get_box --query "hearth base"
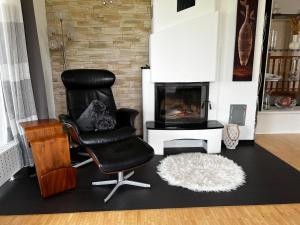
[145,121,224,155]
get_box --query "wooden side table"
[21,119,77,198]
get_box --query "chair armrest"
[59,114,81,144]
[116,108,139,128]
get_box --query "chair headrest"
[61,69,116,89]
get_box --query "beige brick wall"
[46,0,151,135]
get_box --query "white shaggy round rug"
[157,153,246,192]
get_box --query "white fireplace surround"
[143,1,222,155]
[142,0,266,151]
[142,69,223,155]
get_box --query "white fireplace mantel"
[150,12,219,83]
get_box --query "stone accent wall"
[45,0,151,134]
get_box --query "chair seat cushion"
[88,137,154,173]
[79,126,135,146]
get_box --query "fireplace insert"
[155,83,209,125]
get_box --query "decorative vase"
[223,124,240,150]
[289,35,300,50]
[270,30,278,50]
[238,4,253,66]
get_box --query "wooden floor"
[0,134,300,225]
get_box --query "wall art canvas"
[233,0,259,81]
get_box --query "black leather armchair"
[59,69,138,164]
[59,69,154,202]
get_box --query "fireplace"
[155,82,209,125]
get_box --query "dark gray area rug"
[0,144,299,215]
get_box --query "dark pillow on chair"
[76,100,116,132]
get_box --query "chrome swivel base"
[92,171,151,203]
[72,158,93,168]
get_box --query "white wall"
[152,0,217,32]
[33,0,56,118]
[215,0,266,140]
[256,111,300,134]
[274,0,300,14]
[148,0,266,140]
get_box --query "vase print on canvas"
[232,0,258,81]
[238,0,255,66]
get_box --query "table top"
[146,120,224,130]
[20,119,64,143]
[20,119,61,130]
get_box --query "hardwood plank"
[0,134,299,225]
[255,134,300,171]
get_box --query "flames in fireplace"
[160,96,201,120]
[155,83,209,124]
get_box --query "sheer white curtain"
[0,0,37,174]
[0,82,7,147]
[0,0,8,148]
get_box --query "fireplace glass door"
[155,83,209,125]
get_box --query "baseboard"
[222,140,255,147]
[238,140,255,145]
